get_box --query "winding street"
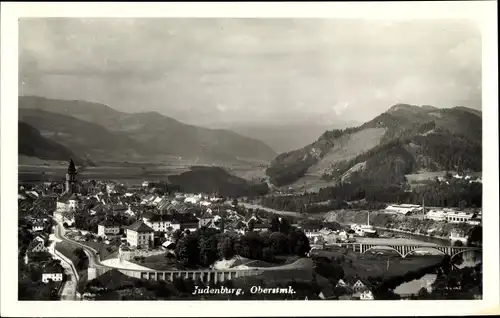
[53,212,105,269]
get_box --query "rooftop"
[127,221,154,233]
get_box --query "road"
[240,202,323,220]
[53,212,106,269]
[50,242,78,300]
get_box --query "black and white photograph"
[1,2,498,317]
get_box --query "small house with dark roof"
[32,220,45,232]
[126,221,154,249]
[42,264,64,283]
[97,220,121,238]
[198,210,214,228]
[56,192,72,209]
[318,285,335,300]
[27,237,49,253]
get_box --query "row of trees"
[174,219,311,268]
[261,174,481,213]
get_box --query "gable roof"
[58,192,72,203]
[27,239,45,252]
[200,211,213,219]
[99,219,120,227]
[127,221,154,233]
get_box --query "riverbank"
[374,227,450,243]
[324,210,475,241]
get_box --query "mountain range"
[266,104,482,189]
[220,121,360,154]
[18,121,85,165]
[18,96,277,164]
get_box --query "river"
[394,273,437,296]
[241,202,484,296]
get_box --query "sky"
[19,18,482,127]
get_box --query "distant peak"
[388,103,417,111]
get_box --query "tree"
[268,232,290,255]
[175,234,200,267]
[172,229,183,242]
[288,230,311,257]
[199,232,219,267]
[418,287,430,299]
[279,217,291,234]
[467,226,482,246]
[219,236,235,260]
[270,215,280,232]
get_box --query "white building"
[446,211,475,223]
[32,221,45,232]
[106,183,116,194]
[425,209,447,222]
[68,193,79,210]
[42,265,64,283]
[126,221,154,249]
[359,290,374,300]
[385,204,423,215]
[143,213,181,232]
[97,222,120,238]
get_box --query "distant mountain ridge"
[18,96,277,164]
[18,121,85,165]
[266,103,482,188]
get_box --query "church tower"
[65,159,77,193]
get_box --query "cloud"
[18,18,482,125]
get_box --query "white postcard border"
[1,2,498,317]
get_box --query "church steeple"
[67,159,77,174]
[65,158,77,193]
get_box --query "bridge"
[88,267,263,284]
[311,243,482,259]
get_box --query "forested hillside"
[266,104,482,189]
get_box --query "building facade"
[126,221,154,249]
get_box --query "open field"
[83,241,119,261]
[127,253,178,271]
[19,157,266,184]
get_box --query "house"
[198,210,214,228]
[90,203,106,215]
[251,222,270,232]
[352,279,367,292]
[97,221,120,238]
[162,240,176,256]
[68,193,79,210]
[27,237,49,253]
[299,224,323,239]
[425,209,447,222]
[126,221,154,249]
[56,192,72,209]
[335,279,349,288]
[385,204,423,215]
[359,290,374,300]
[177,214,200,232]
[446,211,474,223]
[32,220,45,232]
[318,285,335,300]
[143,213,181,232]
[42,265,64,283]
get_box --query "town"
[18,159,483,301]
